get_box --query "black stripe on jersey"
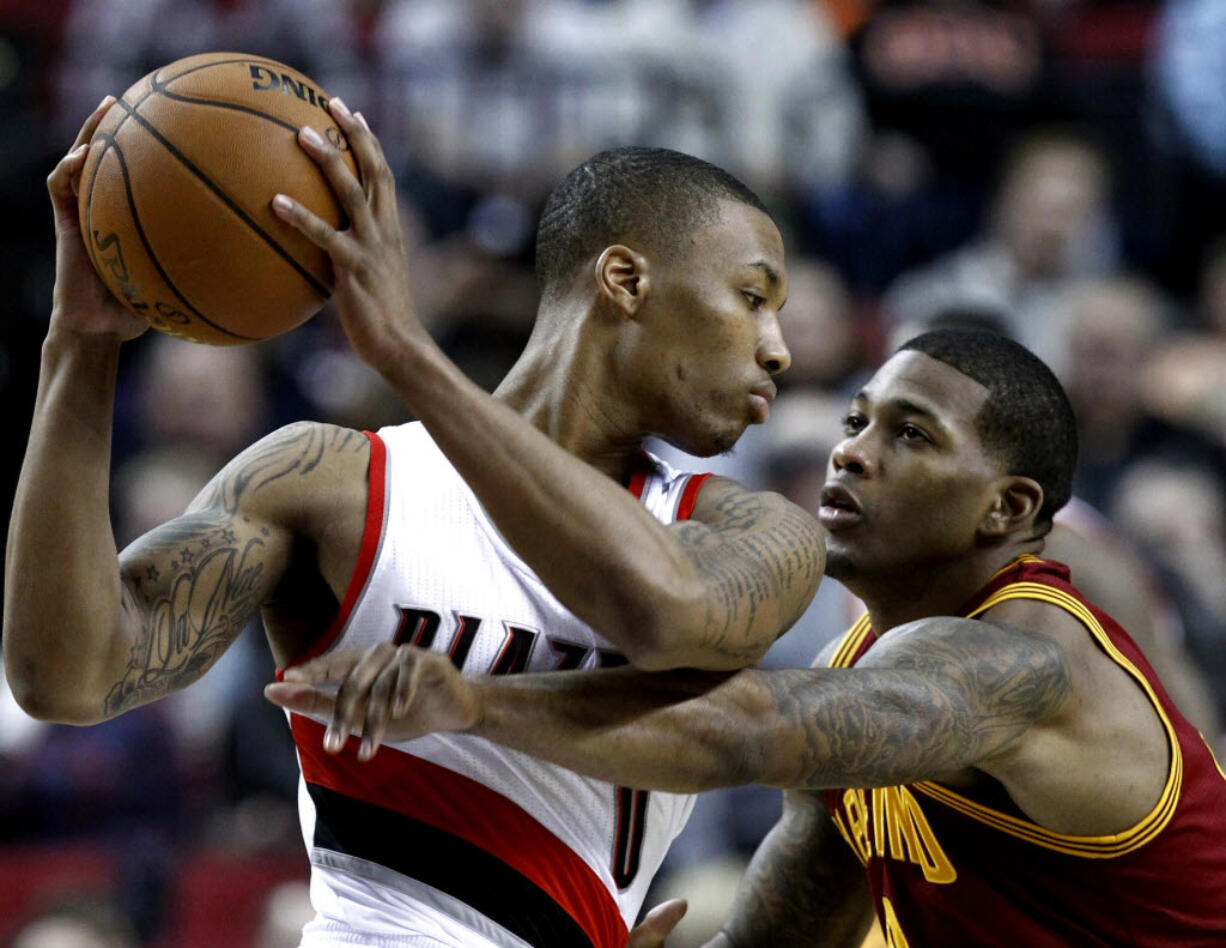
[307,782,595,948]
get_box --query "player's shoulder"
[194,420,372,525]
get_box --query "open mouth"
[818,483,863,529]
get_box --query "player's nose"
[757,311,791,376]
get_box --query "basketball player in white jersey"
[7,97,822,946]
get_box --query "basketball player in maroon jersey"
[7,97,822,946]
[274,330,1226,945]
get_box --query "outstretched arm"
[270,101,822,671]
[266,613,1071,780]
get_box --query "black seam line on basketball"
[83,130,224,333]
[82,132,116,288]
[151,56,304,97]
[112,97,331,299]
[122,55,305,136]
[107,134,254,340]
[153,88,301,135]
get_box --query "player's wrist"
[42,320,127,360]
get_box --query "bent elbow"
[4,656,111,726]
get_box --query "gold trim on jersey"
[827,563,1182,860]
[827,613,873,669]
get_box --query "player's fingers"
[326,642,398,752]
[296,123,372,233]
[358,654,405,761]
[626,899,687,948]
[325,98,382,203]
[282,649,364,686]
[272,191,360,271]
[348,110,397,223]
[71,94,115,151]
[263,681,338,718]
[47,144,89,208]
[393,647,420,717]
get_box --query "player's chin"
[666,416,746,458]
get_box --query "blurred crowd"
[1,0,1225,944]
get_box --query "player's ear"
[979,476,1044,539]
[595,245,650,317]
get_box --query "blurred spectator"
[371,0,644,242]
[776,256,864,395]
[115,333,270,467]
[11,893,139,948]
[1048,496,1222,746]
[1111,459,1226,734]
[1151,0,1226,179]
[803,0,1059,292]
[1147,0,1226,292]
[881,127,1117,365]
[1057,273,1226,512]
[54,0,362,139]
[635,0,866,200]
[254,880,315,948]
[1141,237,1226,448]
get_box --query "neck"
[857,540,1044,634]
[494,305,643,481]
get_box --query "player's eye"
[842,413,866,434]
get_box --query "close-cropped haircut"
[534,147,767,298]
[899,329,1078,529]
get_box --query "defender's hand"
[48,95,149,341]
[627,900,688,948]
[264,644,481,760]
[271,98,428,380]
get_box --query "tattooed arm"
[269,611,1073,784]
[6,357,362,723]
[709,790,872,948]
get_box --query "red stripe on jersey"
[292,716,627,948]
[676,473,712,521]
[279,431,387,675]
[627,468,648,500]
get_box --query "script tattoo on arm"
[759,617,1073,789]
[672,480,823,663]
[107,422,363,716]
[722,790,872,947]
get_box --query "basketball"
[77,52,358,345]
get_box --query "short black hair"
[899,329,1078,528]
[534,146,767,297]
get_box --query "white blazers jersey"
[282,422,711,948]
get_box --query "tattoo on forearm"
[677,489,821,659]
[725,795,869,946]
[760,622,1072,788]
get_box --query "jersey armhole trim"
[912,582,1183,858]
[675,473,713,521]
[278,429,389,675]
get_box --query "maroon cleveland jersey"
[824,556,1226,946]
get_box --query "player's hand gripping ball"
[77,52,358,345]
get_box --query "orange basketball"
[77,52,358,345]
